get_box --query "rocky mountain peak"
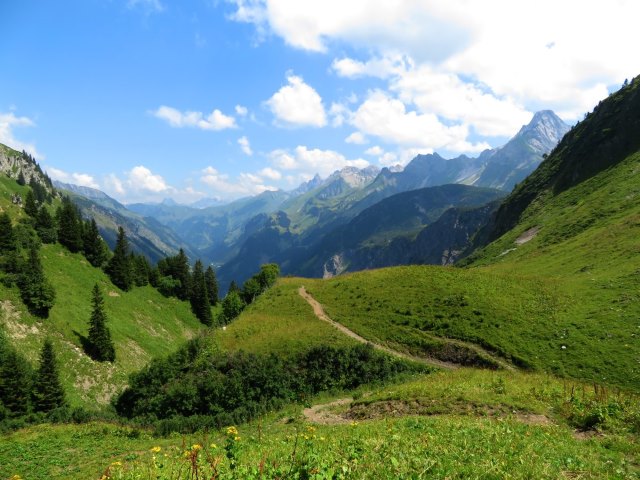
[516,110,570,153]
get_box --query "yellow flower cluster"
[226,425,238,436]
[150,446,162,453]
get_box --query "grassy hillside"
[1,243,203,407]
[0,176,204,408]
[2,369,637,479]
[214,280,357,356]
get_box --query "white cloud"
[104,174,126,196]
[328,102,350,127]
[364,146,384,156]
[345,132,368,145]
[201,165,276,196]
[153,105,237,131]
[332,55,412,79]
[128,165,169,192]
[352,90,490,153]
[0,112,43,159]
[46,167,99,189]
[230,0,640,122]
[235,105,248,116]
[270,145,369,178]
[265,75,327,127]
[238,136,253,156]
[259,167,282,180]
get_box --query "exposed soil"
[515,226,540,245]
[303,398,353,425]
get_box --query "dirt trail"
[298,286,457,370]
[303,398,352,425]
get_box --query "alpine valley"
[1,75,639,479]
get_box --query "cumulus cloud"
[230,0,640,122]
[46,167,99,189]
[344,132,368,145]
[235,105,248,116]
[0,112,43,159]
[201,165,277,196]
[128,165,169,192]
[259,167,282,180]
[238,136,253,156]
[352,90,490,153]
[270,145,369,178]
[364,146,384,156]
[265,75,327,127]
[153,105,237,131]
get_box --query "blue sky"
[1,0,638,204]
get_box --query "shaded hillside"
[56,182,198,263]
[480,77,640,244]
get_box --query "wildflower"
[111,461,122,467]
[306,425,317,433]
[210,443,218,449]
[191,444,202,451]
[234,436,241,441]
[150,446,162,453]
[226,425,239,436]
[10,476,22,480]
[350,421,359,427]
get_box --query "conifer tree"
[33,339,65,412]
[56,197,83,252]
[130,253,150,287]
[0,213,17,253]
[18,245,56,318]
[17,171,26,186]
[190,260,212,326]
[83,218,108,267]
[86,284,116,362]
[106,226,133,291]
[35,206,57,244]
[0,349,32,417]
[173,249,191,301]
[24,190,39,218]
[205,265,219,306]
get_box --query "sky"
[1,0,638,204]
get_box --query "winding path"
[298,286,457,370]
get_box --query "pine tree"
[106,226,132,291]
[32,339,65,412]
[86,284,116,362]
[18,246,56,318]
[83,218,108,267]
[16,171,26,186]
[205,265,219,306]
[130,253,150,286]
[190,260,212,326]
[0,213,17,253]
[56,197,83,253]
[0,333,33,417]
[35,206,57,244]
[24,190,39,218]
[173,249,191,301]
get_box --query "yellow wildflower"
[234,436,241,441]
[111,461,122,467]
[150,446,162,453]
[306,425,316,433]
[226,425,238,436]
[191,444,202,451]
[350,421,359,427]
[210,443,218,449]
[10,476,22,480]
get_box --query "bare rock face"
[323,254,347,278]
[0,144,55,195]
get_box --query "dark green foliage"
[16,171,26,186]
[130,253,150,287]
[28,177,50,204]
[156,275,181,297]
[32,339,65,413]
[24,190,39,218]
[35,207,57,244]
[241,263,280,304]
[0,332,33,418]
[86,284,116,362]
[204,265,218,306]
[82,218,108,268]
[220,290,245,324]
[159,249,191,300]
[190,260,212,326]
[105,226,133,291]
[228,280,240,294]
[114,341,417,426]
[56,197,84,253]
[17,246,56,318]
[0,213,17,253]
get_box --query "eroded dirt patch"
[515,226,540,245]
[303,398,353,425]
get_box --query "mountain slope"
[55,182,199,263]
